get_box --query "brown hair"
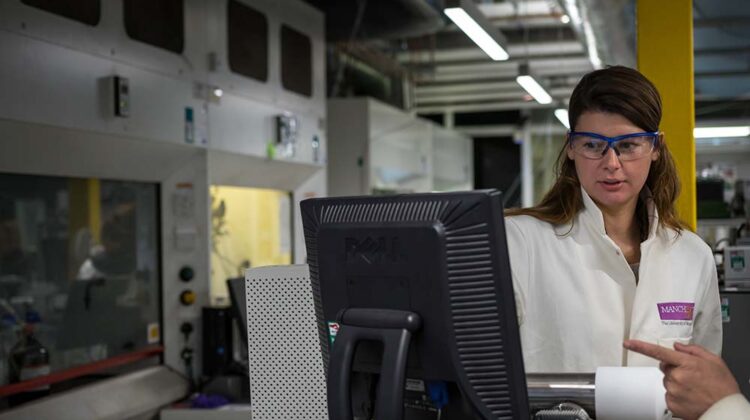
[506,66,686,236]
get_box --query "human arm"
[698,394,750,420]
[623,339,742,420]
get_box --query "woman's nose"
[602,147,622,170]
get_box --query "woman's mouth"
[599,180,625,191]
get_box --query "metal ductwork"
[558,0,636,68]
[305,0,446,41]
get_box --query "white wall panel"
[0,0,326,159]
[0,30,197,145]
[0,0,327,381]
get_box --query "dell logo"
[345,237,404,264]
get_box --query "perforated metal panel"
[246,265,328,420]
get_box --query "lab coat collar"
[576,186,660,242]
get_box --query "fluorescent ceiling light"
[444,6,509,61]
[549,384,596,390]
[555,109,570,129]
[516,75,552,104]
[694,126,750,138]
[562,0,582,26]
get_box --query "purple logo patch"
[657,302,695,321]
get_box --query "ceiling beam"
[695,69,750,78]
[416,91,526,105]
[492,16,571,29]
[694,46,750,56]
[414,68,589,84]
[397,41,585,63]
[423,56,591,74]
[415,75,582,93]
[454,124,568,137]
[414,87,575,106]
[403,52,586,71]
[410,56,592,83]
[437,23,577,44]
[694,17,750,27]
[477,1,559,18]
[416,80,521,95]
[415,100,558,114]
[415,75,580,89]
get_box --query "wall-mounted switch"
[114,76,129,117]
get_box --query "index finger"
[673,342,718,361]
[623,339,688,366]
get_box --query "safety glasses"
[568,131,660,161]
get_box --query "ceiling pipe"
[557,0,636,68]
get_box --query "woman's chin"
[589,188,637,212]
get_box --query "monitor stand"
[327,308,422,420]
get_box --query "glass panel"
[531,133,566,204]
[123,0,184,54]
[432,126,472,191]
[227,0,268,82]
[21,0,100,26]
[209,186,292,304]
[369,104,432,194]
[0,173,160,390]
[280,25,312,97]
[473,137,521,207]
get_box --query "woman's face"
[567,111,659,213]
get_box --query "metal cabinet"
[327,97,472,196]
[720,290,750,400]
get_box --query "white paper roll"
[595,367,671,420]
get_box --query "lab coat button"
[615,250,620,255]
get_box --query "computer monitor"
[301,190,528,420]
[227,276,249,357]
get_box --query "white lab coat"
[505,187,722,373]
[700,394,750,420]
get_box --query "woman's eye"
[582,142,598,149]
[580,139,604,149]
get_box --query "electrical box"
[113,76,129,117]
[725,246,750,287]
[275,114,299,159]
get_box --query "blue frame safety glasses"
[568,131,660,161]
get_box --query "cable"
[180,321,196,392]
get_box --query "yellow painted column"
[637,0,696,230]
[67,178,101,279]
[87,179,101,243]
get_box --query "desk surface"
[161,404,252,420]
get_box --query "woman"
[505,66,722,373]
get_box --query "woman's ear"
[565,134,575,160]
[652,132,663,161]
